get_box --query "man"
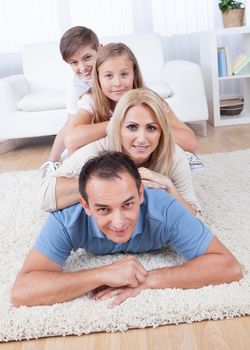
[12,152,242,308]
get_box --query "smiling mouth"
[133,146,149,152]
[109,225,129,236]
[112,90,125,94]
[81,69,91,77]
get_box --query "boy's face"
[79,172,144,244]
[68,44,100,80]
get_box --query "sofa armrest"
[162,60,206,98]
[162,60,208,123]
[0,75,29,114]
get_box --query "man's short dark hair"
[79,152,142,201]
[60,26,99,62]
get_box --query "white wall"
[0,0,246,86]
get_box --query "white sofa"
[0,33,208,140]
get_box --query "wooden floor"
[1,123,250,349]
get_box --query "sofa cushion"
[18,91,66,112]
[146,82,172,98]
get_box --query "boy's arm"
[94,237,242,307]
[12,249,147,307]
[168,107,198,153]
[64,108,109,153]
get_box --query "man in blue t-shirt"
[12,152,242,307]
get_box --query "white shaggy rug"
[0,150,250,341]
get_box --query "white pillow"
[146,82,173,98]
[18,91,66,112]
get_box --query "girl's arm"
[168,107,198,153]
[64,108,109,154]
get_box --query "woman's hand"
[138,167,197,215]
[138,167,174,192]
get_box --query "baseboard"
[0,136,55,156]
[0,138,33,155]
[0,139,20,155]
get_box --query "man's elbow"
[226,256,243,283]
[232,259,243,281]
[11,282,29,307]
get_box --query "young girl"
[63,42,197,156]
[63,42,144,154]
[39,88,201,215]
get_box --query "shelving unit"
[199,26,250,127]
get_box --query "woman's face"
[98,54,134,103]
[120,104,162,166]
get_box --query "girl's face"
[120,104,162,167]
[98,54,134,103]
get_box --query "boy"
[41,26,102,177]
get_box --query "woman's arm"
[38,138,108,212]
[168,107,198,153]
[138,145,201,215]
[55,177,79,209]
[138,167,197,215]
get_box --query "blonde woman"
[39,88,200,215]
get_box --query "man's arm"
[93,236,242,307]
[146,236,242,289]
[168,108,198,153]
[11,249,147,307]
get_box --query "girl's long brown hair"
[91,43,145,123]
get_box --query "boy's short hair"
[79,151,142,201]
[60,26,99,62]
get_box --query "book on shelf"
[231,53,248,73]
[217,47,228,77]
[233,55,250,75]
[224,46,232,76]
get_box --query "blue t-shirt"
[34,188,213,265]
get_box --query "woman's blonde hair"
[92,43,145,123]
[107,87,175,175]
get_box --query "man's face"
[80,172,144,244]
[68,44,100,79]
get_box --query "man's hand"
[92,283,147,308]
[100,255,147,289]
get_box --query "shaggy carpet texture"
[0,149,250,341]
